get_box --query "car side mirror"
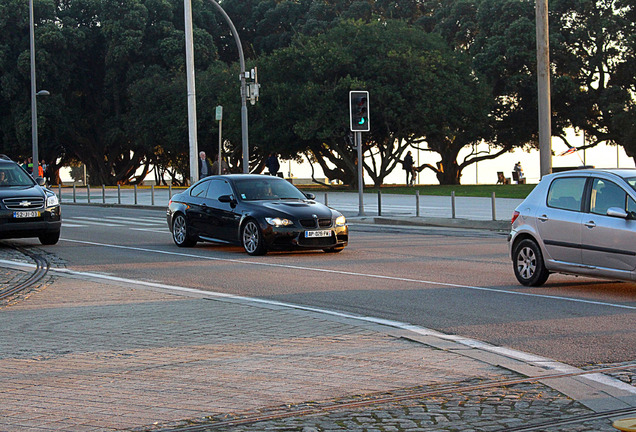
[35,177,46,186]
[218,194,237,205]
[606,207,628,219]
[304,192,315,200]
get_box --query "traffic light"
[349,91,370,132]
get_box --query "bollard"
[491,192,496,221]
[169,185,172,201]
[102,185,106,204]
[451,191,456,219]
[377,190,382,216]
[58,184,62,203]
[87,184,91,204]
[324,192,328,207]
[416,190,420,217]
[151,185,155,206]
[134,184,138,205]
[73,184,76,203]
[117,185,121,204]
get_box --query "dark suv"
[0,155,61,245]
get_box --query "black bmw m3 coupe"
[167,174,348,255]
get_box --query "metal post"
[324,193,328,207]
[209,0,249,173]
[169,185,172,200]
[491,192,497,221]
[134,185,138,205]
[29,0,38,173]
[184,0,198,184]
[58,184,61,202]
[536,0,552,177]
[451,191,456,219]
[102,185,105,203]
[87,184,91,204]
[416,190,420,217]
[377,189,382,216]
[73,184,76,203]
[117,185,121,204]
[356,131,364,216]
[151,185,155,206]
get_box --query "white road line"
[62,219,123,227]
[1,255,634,397]
[61,238,636,311]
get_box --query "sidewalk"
[1,247,635,431]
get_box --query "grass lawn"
[300,183,536,199]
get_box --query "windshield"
[234,177,307,201]
[0,164,36,187]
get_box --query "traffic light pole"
[356,132,364,216]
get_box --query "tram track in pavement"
[154,363,636,432]
[0,244,50,301]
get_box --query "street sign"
[215,105,223,121]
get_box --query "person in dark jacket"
[198,151,212,179]
[403,151,414,186]
[265,153,280,176]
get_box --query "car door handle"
[538,214,548,222]
[584,221,596,228]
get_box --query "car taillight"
[511,210,520,225]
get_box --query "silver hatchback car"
[509,169,636,286]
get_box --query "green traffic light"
[358,118,366,125]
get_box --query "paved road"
[1,203,635,431]
[52,205,636,366]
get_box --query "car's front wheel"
[39,230,60,245]
[242,220,267,256]
[513,239,549,286]
[172,213,197,247]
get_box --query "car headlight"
[335,215,346,227]
[46,194,59,207]
[265,217,293,227]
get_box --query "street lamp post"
[29,0,49,177]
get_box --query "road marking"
[1,255,634,399]
[60,238,636,311]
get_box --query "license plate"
[305,230,331,238]
[13,211,40,218]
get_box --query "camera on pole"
[349,91,370,132]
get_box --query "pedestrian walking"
[211,155,229,175]
[265,153,280,176]
[402,151,414,186]
[198,151,212,179]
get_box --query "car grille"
[3,197,45,210]
[298,235,336,247]
[299,218,332,228]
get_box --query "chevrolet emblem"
[19,201,32,207]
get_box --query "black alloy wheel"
[513,239,550,286]
[172,213,197,247]
[241,219,267,256]
[38,231,60,245]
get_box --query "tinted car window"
[546,177,586,211]
[590,179,626,215]
[234,178,306,201]
[0,164,36,187]
[205,179,233,200]
[190,181,209,198]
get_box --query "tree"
[252,20,493,186]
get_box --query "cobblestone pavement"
[0,244,634,432]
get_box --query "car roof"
[547,168,636,181]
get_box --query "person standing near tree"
[265,153,280,176]
[198,151,212,179]
[402,151,414,186]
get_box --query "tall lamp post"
[29,0,49,176]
